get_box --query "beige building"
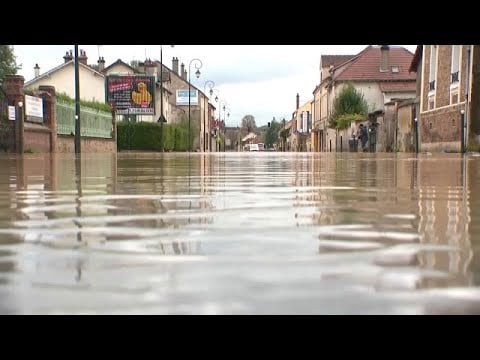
[24,50,105,103]
[291,93,313,152]
[25,50,217,151]
[312,46,416,152]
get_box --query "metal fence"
[56,101,113,138]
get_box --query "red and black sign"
[105,75,156,115]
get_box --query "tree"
[0,46,20,85]
[328,83,368,129]
[241,114,256,133]
[265,117,280,148]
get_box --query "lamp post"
[158,45,174,152]
[17,100,24,154]
[224,107,231,152]
[74,45,81,154]
[212,89,220,151]
[188,58,202,152]
[461,109,466,153]
[218,99,227,152]
[203,80,215,152]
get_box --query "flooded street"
[1,152,480,314]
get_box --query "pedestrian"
[358,124,369,152]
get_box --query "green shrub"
[117,121,191,151]
[335,113,365,130]
[56,92,112,113]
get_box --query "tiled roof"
[379,81,416,92]
[102,59,136,73]
[409,45,422,73]
[332,46,416,81]
[321,55,356,68]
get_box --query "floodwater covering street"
[1,151,480,314]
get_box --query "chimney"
[98,56,105,72]
[145,58,157,78]
[34,63,40,78]
[63,51,73,63]
[380,45,389,72]
[172,57,179,74]
[184,70,187,81]
[296,93,300,109]
[180,63,185,79]
[79,49,88,65]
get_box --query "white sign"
[25,95,44,123]
[8,106,15,121]
[176,90,198,106]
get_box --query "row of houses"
[285,45,480,153]
[24,50,221,152]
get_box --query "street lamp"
[203,80,215,152]
[224,107,231,152]
[211,89,220,151]
[188,58,202,152]
[218,100,227,152]
[158,45,174,152]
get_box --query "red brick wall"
[436,46,451,108]
[24,127,51,153]
[420,103,464,148]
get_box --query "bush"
[117,121,190,151]
[335,113,365,130]
[329,83,368,129]
[56,92,112,113]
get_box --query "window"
[391,66,400,73]
[451,45,460,84]
[429,45,437,91]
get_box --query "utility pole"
[74,45,81,154]
[158,45,166,152]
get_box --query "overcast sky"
[13,45,416,127]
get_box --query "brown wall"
[24,126,51,153]
[397,102,415,152]
[436,46,451,108]
[56,136,116,153]
[420,103,464,151]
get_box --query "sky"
[13,45,417,127]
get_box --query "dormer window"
[391,65,399,73]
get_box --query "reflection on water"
[0,152,480,314]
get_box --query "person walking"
[358,124,369,152]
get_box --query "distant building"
[313,45,416,152]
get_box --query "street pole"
[17,101,24,154]
[188,58,202,152]
[159,45,164,151]
[203,81,215,152]
[74,45,81,154]
[461,110,465,153]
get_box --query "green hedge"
[117,121,190,151]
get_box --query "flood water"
[1,151,480,314]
